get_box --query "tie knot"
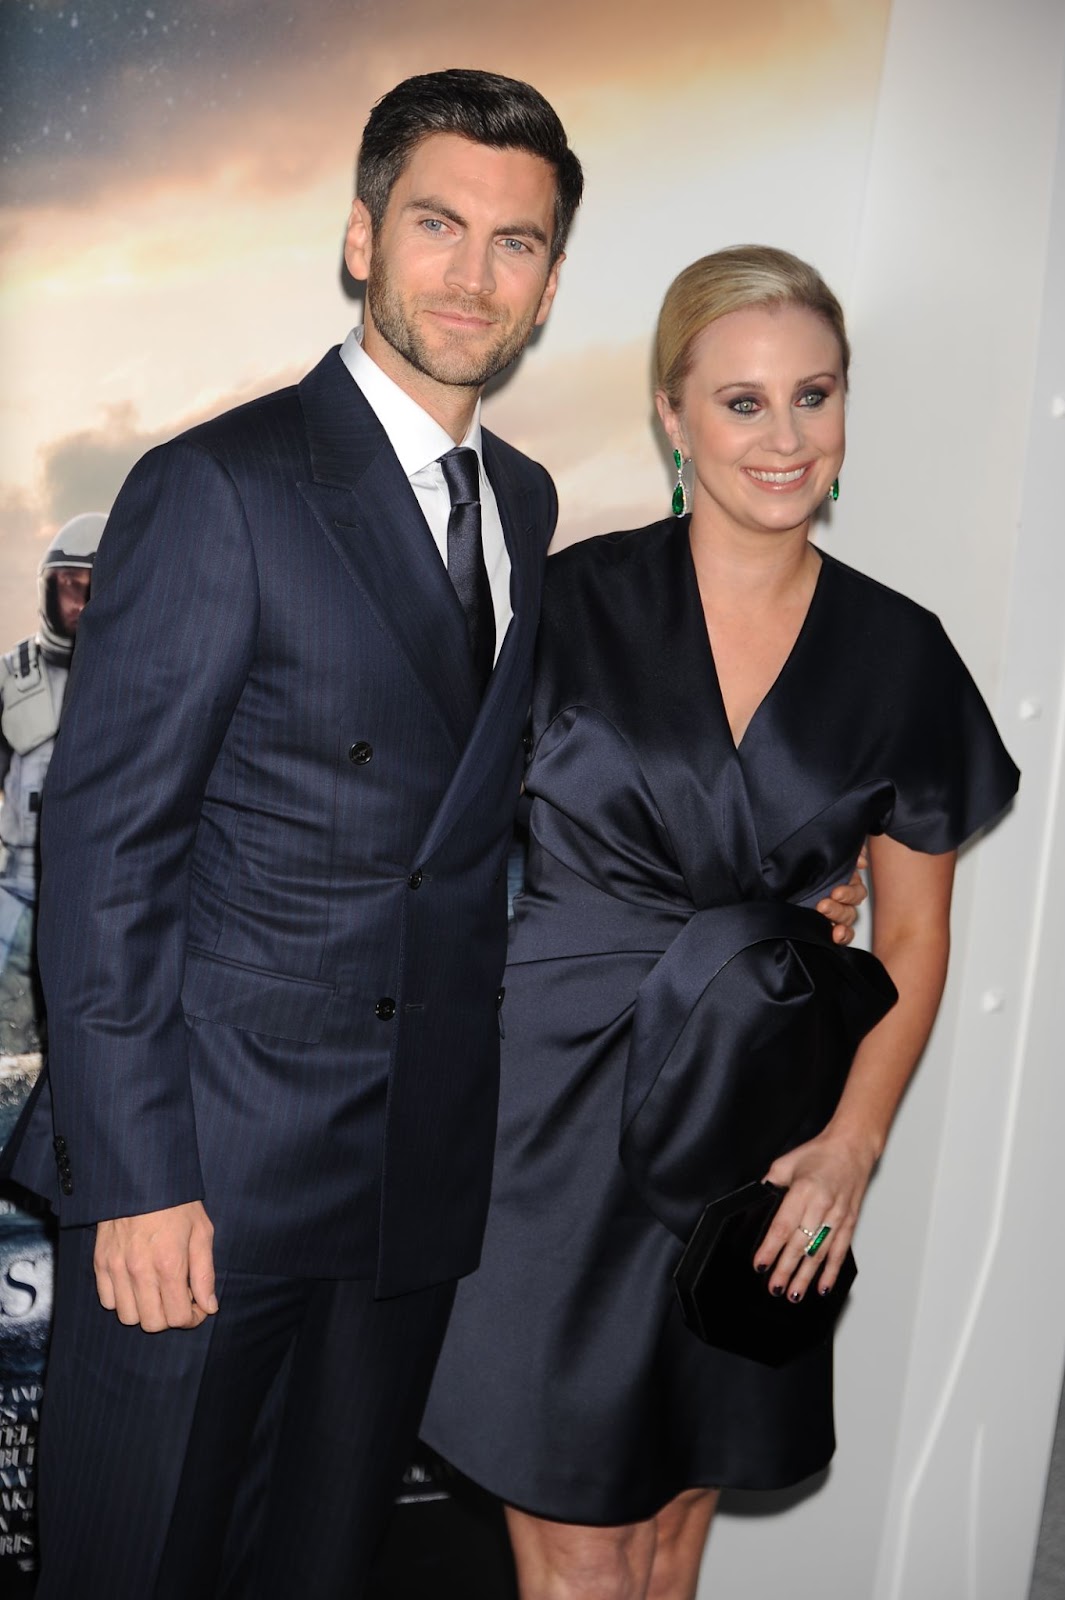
[440,446,480,508]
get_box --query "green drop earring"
[671,449,688,517]
[828,478,840,503]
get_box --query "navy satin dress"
[420,517,1019,1525]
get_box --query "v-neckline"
[683,528,830,757]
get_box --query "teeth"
[747,467,807,484]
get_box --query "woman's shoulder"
[542,519,683,623]
[546,516,679,578]
[818,549,953,653]
[816,555,1018,848]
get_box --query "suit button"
[374,997,396,1021]
[522,731,534,756]
[407,869,423,890]
[496,987,506,1009]
[60,1178,74,1195]
[348,741,374,765]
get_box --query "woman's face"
[657,302,846,540]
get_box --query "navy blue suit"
[5,348,555,1595]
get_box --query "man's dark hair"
[357,69,583,264]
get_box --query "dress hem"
[419,1434,835,1527]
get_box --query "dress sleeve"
[883,618,1019,853]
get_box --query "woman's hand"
[753,1132,878,1301]
[815,846,869,945]
[754,836,956,1302]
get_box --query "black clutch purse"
[673,1180,857,1368]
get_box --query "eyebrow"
[403,196,549,249]
[713,371,839,395]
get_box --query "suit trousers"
[35,1223,456,1599]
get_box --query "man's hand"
[816,847,869,945]
[94,1200,218,1332]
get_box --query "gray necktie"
[439,447,495,692]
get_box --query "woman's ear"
[654,390,686,458]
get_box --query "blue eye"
[729,396,760,415]
[500,238,529,253]
[797,388,828,408]
[421,218,446,233]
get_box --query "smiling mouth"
[745,466,810,486]
[425,307,499,330]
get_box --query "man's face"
[54,567,91,636]
[345,133,562,394]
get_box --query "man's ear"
[344,199,373,283]
[534,252,564,328]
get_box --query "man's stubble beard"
[366,255,542,389]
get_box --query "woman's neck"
[687,511,818,615]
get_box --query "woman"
[420,247,1018,1599]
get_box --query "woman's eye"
[729,397,760,415]
[797,388,828,408]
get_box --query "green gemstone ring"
[801,1224,831,1258]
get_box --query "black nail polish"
[770,1284,784,1297]
[754,1263,768,1274]
[789,1290,802,1303]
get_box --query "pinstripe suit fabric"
[39,1226,456,1598]
[4,347,555,1595]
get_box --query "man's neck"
[360,323,479,444]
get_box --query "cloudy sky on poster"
[0,0,891,642]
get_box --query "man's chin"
[426,358,507,388]
[410,339,520,391]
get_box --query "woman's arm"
[754,834,956,1298]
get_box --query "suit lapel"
[296,349,480,753]
[483,429,533,689]
[414,431,542,862]
[296,351,544,858]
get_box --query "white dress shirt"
[339,328,512,661]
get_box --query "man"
[0,513,102,988]
[4,69,583,1599]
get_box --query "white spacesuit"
[0,513,106,980]
[0,514,105,1589]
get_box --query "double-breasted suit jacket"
[6,347,556,1297]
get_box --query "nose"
[444,235,496,298]
[763,405,803,456]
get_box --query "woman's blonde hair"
[654,245,850,407]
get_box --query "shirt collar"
[339,327,483,478]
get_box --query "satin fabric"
[421,517,1019,1523]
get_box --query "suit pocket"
[181,949,335,1043]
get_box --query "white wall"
[869,53,1065,1600]
[700,2,1065,1596]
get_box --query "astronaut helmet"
[37,511,107,658]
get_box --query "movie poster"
[0,919,50,1588]
[0,2,892,1589]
